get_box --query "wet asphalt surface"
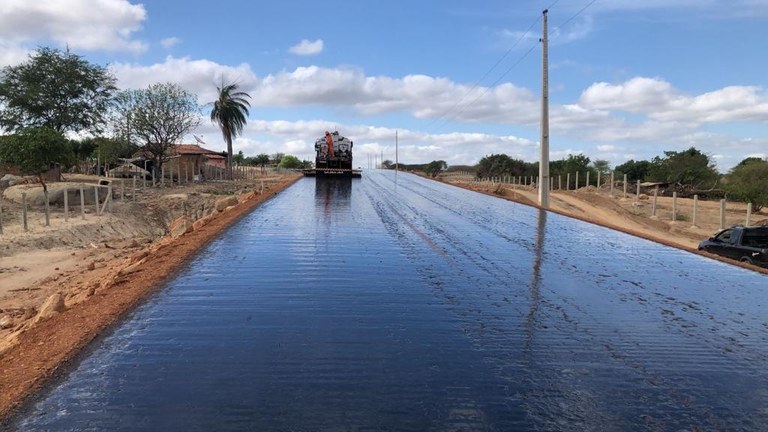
[9,171,768,431]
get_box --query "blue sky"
[1,0,767,171]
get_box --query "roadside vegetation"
[404,149,768,212]
[0,46,307,184]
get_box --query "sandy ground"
[0,172,301,420]
[0,171,765,421]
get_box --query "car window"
[743,231,768,248]
[715,229,733,243]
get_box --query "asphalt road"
[11,171,768,431]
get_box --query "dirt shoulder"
[0,173,301,421]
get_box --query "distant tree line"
[400,148,767,211]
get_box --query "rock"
[118,260,143,276]
[214,196,239,212]
[238,192,255,203]
[0,174,22,188]
[638,194,649,200]
[169,215,194,238]
[0,315,13,329]
[21,308,36,320]
[130,249,150,263]
[35,292,66,322]
[192,216,210,231]
[86,261,96,271]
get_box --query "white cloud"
[110,56,258,103]
[160,37,181,49]
[0,0,147,53]
[109,57,767,171]
[579,77,768,124]
[551,15,594,43]
[0,40,30,67]
[580,0,768,18]
[249,65,540,125]
[289,39,324,56]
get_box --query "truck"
[303,131,361,177]
[698,225,768,268]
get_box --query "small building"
[165,144,227,180]
[133,144,227,180]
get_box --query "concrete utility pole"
[395,130,399,172]
[538,9,550,208]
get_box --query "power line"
[437,43,537,129]
[430,0,595,132]
[428,17,540,128]
[552,0,598,35]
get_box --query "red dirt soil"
[0,175,301,422]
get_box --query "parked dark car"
[698,226,768,268]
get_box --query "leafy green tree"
[209,80,251,179]
[551,154,593,187]
[233,150,245,165]
[299,159,314,169]
[726,158,768,211]
[424,160,448,177]
[69,138,97,173]
[735,157,765,168]
[647,147,719,188]
[92,137,138,165]
[0,47,116,134]
[476,154,535,179]
[278,154,301,169]
[615,159,651,182]
[113,82,200,180]
[271,153,285,165]
[0,127,74,191]
[592,159,611,174]
[255,153,270,173]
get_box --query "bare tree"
[113,82,200,181]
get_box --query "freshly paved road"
[11,171,768,431]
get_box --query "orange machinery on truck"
[303,131,361,177]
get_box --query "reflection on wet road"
[11,171,768,431]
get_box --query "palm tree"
[210,79,251,179]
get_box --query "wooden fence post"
[94,186,100,216]
[610,171,615,196]
[22,192,28,232]
[80,186,86,219]
[623,174,628,198]
[720,199,726,229]
[44,189,50,226]
[672,191,677,221]
[64,187,69,222]
[692,195,699,228]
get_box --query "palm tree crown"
[210,80,251,178]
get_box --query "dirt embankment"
[0,173,301,421]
